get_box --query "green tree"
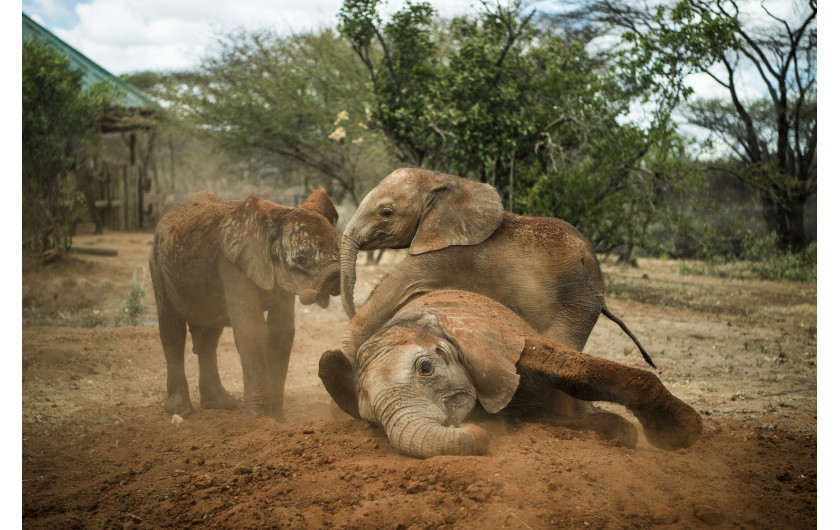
[339,0,442,167]
[518,35,705,256]
[575,0,817,251]
[22,39,113,255]
[339,0,705,257]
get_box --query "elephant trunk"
[299,260,340,308]
[378,401,489,458]
[340,232,361,318]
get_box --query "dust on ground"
[23,227,817,528]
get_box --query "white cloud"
[37,0,480,75]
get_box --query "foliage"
[122,268,147,326]
[338,0,706,256]
[679,230,816,284]
[339,0,442,168]
[119,2,814,275]
[22,39,115,254]
[742,232,816,284]
[145,28,393,205]
[575,0,817,251]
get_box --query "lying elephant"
[149,189,341,420]
[320,290,702,459]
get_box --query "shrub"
[744,232,816,284]
[122,268,147,325]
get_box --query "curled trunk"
[298,260,340,308]
[379,404,489,458]
[340,234,361,318]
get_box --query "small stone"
[693,504,724,525]
[171,414,185,428]
[466,483,490,502]
[193,474,214,489]
[233,462,252,475]
[405,480,425,494]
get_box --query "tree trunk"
[765,192,809,252]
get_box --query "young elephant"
[320,290,703,459]
[150,189,340,420]
[340,168,654,370]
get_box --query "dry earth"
[22,226,817,528]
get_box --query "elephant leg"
[156,295,191,415]
[222,263,270,420]
[191,325,237,410]
[265,293,295,420]
[518,336,703,450]
[550,412,638,449]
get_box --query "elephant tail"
[601,306,656,369]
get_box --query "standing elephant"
[320,290,703,459]
[149,189,341,420]
[339,168,654,374]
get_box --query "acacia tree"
[150,28,393,205]
[22,40,113,254]
[575,0,817,251]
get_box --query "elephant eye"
[379,207,393,218]
[292,254,308,268]
[417,359,434,376]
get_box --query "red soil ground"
[22,229,817,528]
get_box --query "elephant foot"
[243,406,277,423]
[238,399,284,423]
[552,412,639,449]
[631,403,703,450]
[164,392,194,416]
[269,404,286,423]
[200,388,238,411]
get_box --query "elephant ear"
[318,349,361,419]
[409,174,504,255]
[299,187,339,228]
[221,195,275,291]
[427,305,525,414]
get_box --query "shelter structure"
[23,12,159,231]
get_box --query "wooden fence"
[94,161,142,231]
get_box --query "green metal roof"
[23,12,156,109]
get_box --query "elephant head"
[319,290,703,459]
[221,188,340,306]
[340,168,504,318]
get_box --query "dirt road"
[22,229,816,528]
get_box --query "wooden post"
[121,165,126,230]
[130,132,143,229]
